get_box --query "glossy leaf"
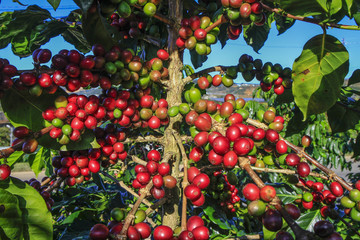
[274,14,295,35]
[1,88,67,131]
[0,189,23,240]
[62,27,91,53]
[1,6,52,55]
[354,12,360,26]
[0,177,53,240]
[296,209,322,232]
[190,49,208,69]
[242,14,273,53]
[292,34,349,119]
[47,0,61,10]
[277,0,324,17]
[203,203,232,230]
[5,151,24,167]
[26,147,49,177]
[82,5,120,51]
[327,103,360,133]
[263,226,278,240]
[317,0,342,15]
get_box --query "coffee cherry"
[187,215,204,231]
[262,209,283,232]
[89,224,109,240]
[330,182,343,197]
[297,162,310,178]
[153,225,173,240]
[184,184,202,201]
[243,183,260,201]
[0,164,11,180]
[314,220,334,237]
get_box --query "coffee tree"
[0,0,360,239]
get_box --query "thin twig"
[117,181,153,239]
[205,14,228,33]
[0,126,54,159]
[182,65,230,84]
[41,174,57,186]
[245,118,353,191]
[45,177,64,193]
[131,155,147,166]
[251,166,328,180]
[132,5,176,28]
[261,2,360,30]
[100,171,155,209]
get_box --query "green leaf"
[82,5,120,51]
[277,0,325,17]
[242,13,273,53]
[218,24,228,49]
[11,32,31,57]
[47,0,61,10]
[344,0,356,17]
[203,203,232,230]
[190,50,208,69]
[0,189,23,240]
[296,209,322,232]
[292,34,349,119]
[5,151,24,167]
[27,147,49,177]
[317,0,342,15]
[183,65,195,77]
[327,103,360,133]
[1,88,67,131]
[29,21,68,50]
[0,177,53,240]
[263,225,278,240]
[348,69,360,86]
[61,211,83,225]
[62,27,91,53]
[274,14,295,35]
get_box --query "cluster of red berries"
[176,16,219,56]
[24,177,54,211]
[110,13,146,39]
[178,216,210,240]
[133,149,177,199]
[0,58,17,98]
[52,150,101,186]
[11,126,39,154]
[93,124,128,166]
[184,167,210,207]
[42,95,107,145]
[98,87,169,129]
[297,180,341,210]
[187,109,283,169]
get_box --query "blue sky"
[0,0,359,84]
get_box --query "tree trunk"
[162,0,184,230]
